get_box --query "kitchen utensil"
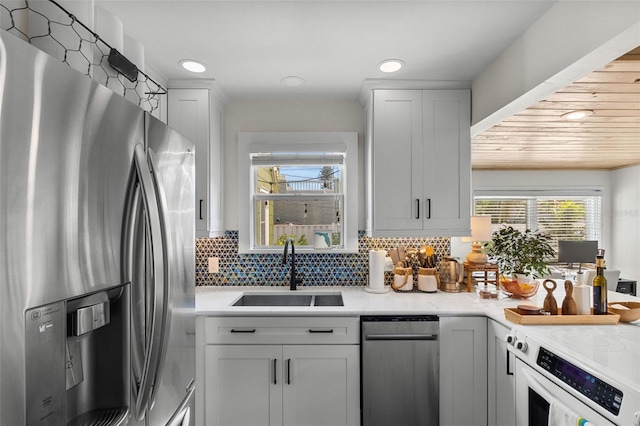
[542,279,558,315]
[397,246,406,263]
[561,280,577,315]
[419,245,437,268]
[389,248,400,266]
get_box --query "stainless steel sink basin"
[232,292,343,307]
[233,294,312,306]
[313,294,344,306]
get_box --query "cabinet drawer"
[204,317,360,345]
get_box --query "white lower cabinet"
[197,317,360,426]
[487,320,516,426]
[205,345,282,426]
[439,316,488,426]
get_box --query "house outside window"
[238,132,358,253]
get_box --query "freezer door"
[125,114,196,425]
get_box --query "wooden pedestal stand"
[463,262,499,292]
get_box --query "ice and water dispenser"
[25,284,130,425]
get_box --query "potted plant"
[485,225,555,279]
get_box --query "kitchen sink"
[313,294,344,306]
[232,292,343,307]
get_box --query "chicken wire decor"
[0,0,165,112]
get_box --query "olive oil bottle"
[592,249,607,315]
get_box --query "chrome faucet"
[283,238,302,290]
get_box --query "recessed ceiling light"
[180,59,206,73]
[562,110,593,120]
[281,76,305,87]
[378,59,404,73]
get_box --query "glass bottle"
[592,249,607,315]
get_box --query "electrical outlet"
[208,257,219,274]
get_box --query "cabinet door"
[371,90,423,232]
[168,89,210,236]
[282,345,360,426]
[487,320,515,426]
[422,90,471,233]
[204,345,283,426]
[439,316,487,426]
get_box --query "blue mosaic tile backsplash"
[196,231,450,287]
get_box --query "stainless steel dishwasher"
[361,315,439,426]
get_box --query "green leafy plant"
[484,225,555,278]
[276,234,308,246]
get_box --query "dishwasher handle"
[365,333,438,341]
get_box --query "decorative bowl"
[499,279,540,299]
[607,301,640,323]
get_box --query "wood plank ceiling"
[472,47,640,170]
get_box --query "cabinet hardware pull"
[230,329,256,333]
[426,198,431,219]
[308,329,334,333]
[286,359,291,385]
[416,199,420,219]
[366,333,437,341]
[506,348,513,376]
[273,359,277,385]
[199,199,204,220]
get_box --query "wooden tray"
[504,308,620,325]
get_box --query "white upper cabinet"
[366,89,471,237]
[168,84,225,237]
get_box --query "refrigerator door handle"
[145,147,173,406]
[166,378,196,426]
[130,144,170,421]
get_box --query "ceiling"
[95,1,639,171]
[472,47,640,171]
[96,1,555,99]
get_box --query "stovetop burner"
[551,330,626,352]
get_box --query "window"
[474,190,602,258]
[238,132,358,253]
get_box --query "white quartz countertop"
[195,283,638,329]
[197,283,640,395]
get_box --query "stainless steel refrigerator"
[0,29,195,425]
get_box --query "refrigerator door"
[125,144,171,422]
[126,114,195,425]
[0,31,142,425]
[145,114,196,426]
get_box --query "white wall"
[224,99,365,230]
[611,165,640,283]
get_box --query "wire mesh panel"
[0,0,165,112]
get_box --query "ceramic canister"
[418,267,438,292]
[393,266,413,291]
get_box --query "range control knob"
[515,340,528,352]
[633,411,640,426]
[505,334,517,345]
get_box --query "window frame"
[238,132,358,253]
[473,188,603,260]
